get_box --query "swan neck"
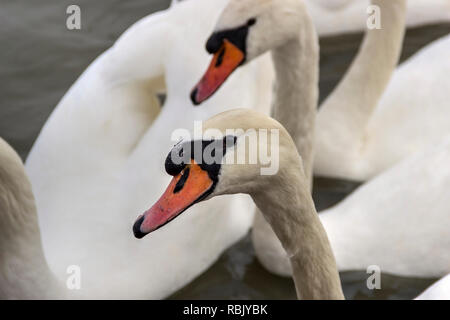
[252,166,344,300]
[317,0,407,147]
[271,10,319,185]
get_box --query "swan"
[415,274,450,300]
[130,108,449,298]
[132,109,345,300]
[0,137,67,299]
[24,0,274,299]
[319,135,450,278]
[304,0,450,36]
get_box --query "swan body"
[25,0,273,299]
[305,0,450,36]
[133,109,344,300]
[315,33,450,181]
[258,134,450,278]
[415,274,450,300]
[321,135,450,277]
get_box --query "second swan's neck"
[252,165,344,300]
[315,0,407,172]
[271,7,319,184]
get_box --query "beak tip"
[190,87,201,106]
[133,215,147,239]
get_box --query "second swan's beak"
[190,39,245,105]
[133,160,214,239]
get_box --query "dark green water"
[0,0,448,299]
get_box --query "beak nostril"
[174,167,191,194]
[215,47,226,68]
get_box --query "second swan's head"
[190,0,306,105]
[133,109,304,239]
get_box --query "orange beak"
[133,160,215,238]
[191,39,245,105]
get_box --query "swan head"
[133,109,303,239]
[190,0,306,105]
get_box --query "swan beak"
[191,39,245,105]
[133,161,214,239]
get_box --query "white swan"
[130,109,450,298]
[133,109,344,300]
[305,0,450,36]
[24,0,274,299]
[415,274,450,300]
[0,138,67,299]
[320,135,450,278]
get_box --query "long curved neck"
[0,141,63,299]
[252,164,344,300]
[316,0,406,158]
[271,6,319,185]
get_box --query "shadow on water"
[0,0,446,299]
